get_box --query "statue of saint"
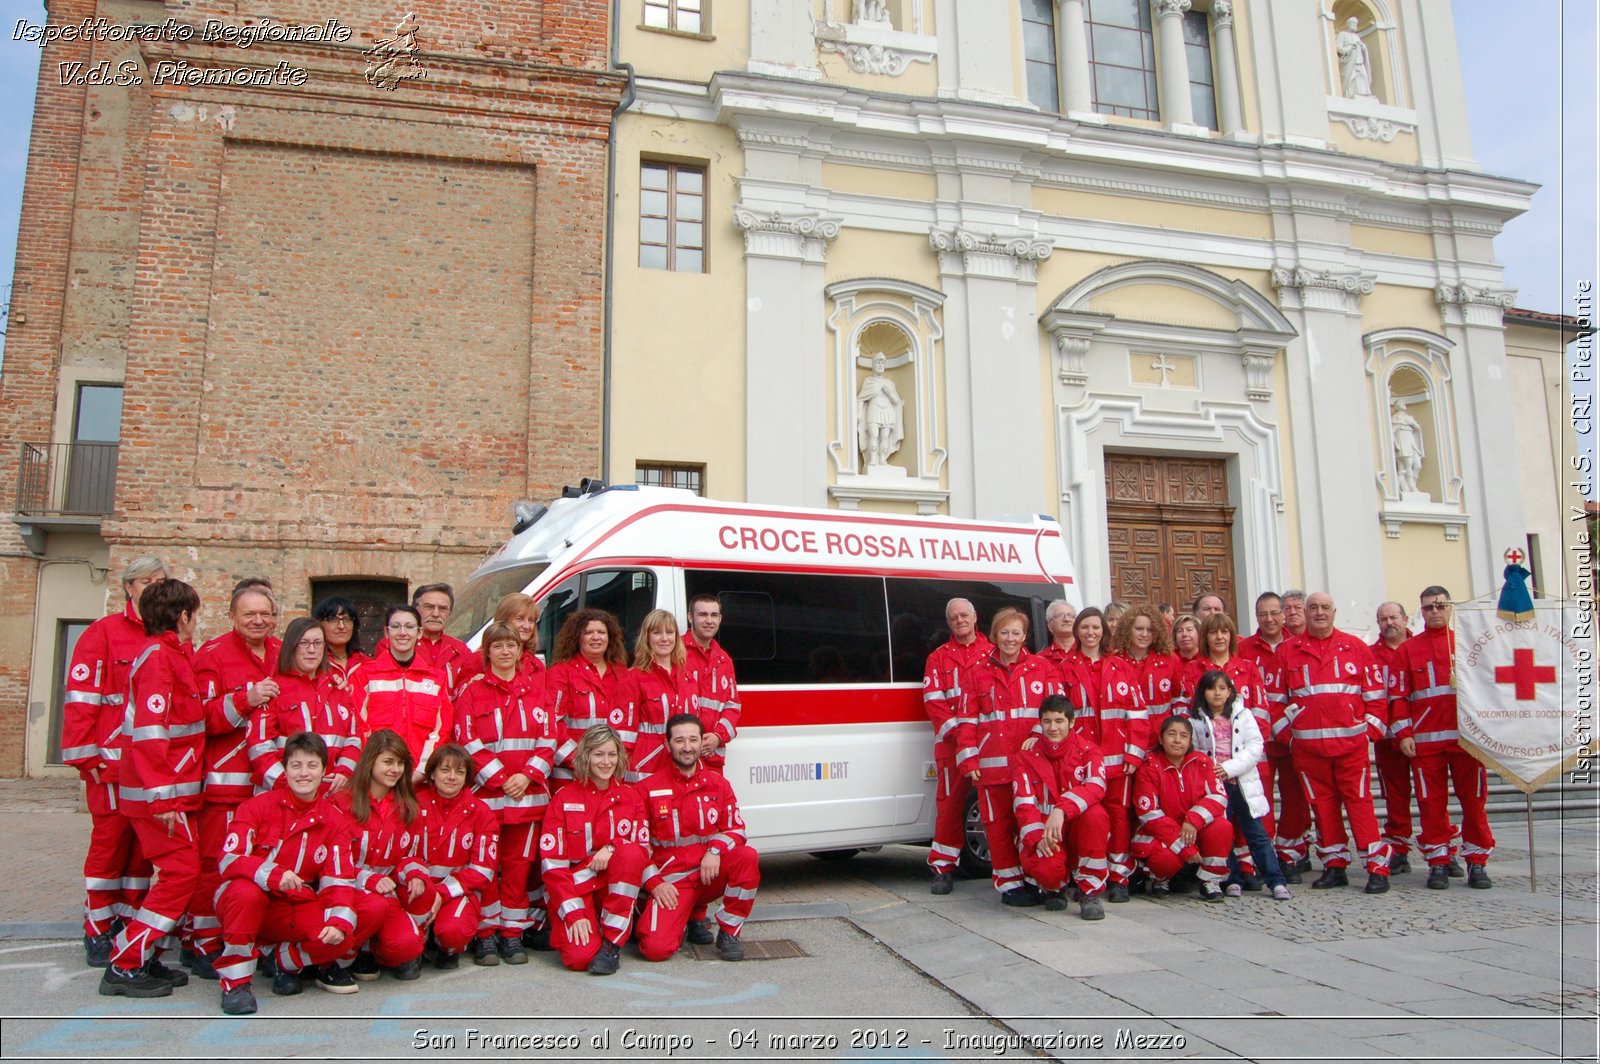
[856,353,905,469]
[1335,17,1376,100]
[1391,398,1425,496]
[854,0,892,26]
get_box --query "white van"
[446,484,1080,875]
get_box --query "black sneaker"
[1001,886,1042,908]
[391,958,422,981]
[497,933,528,965]
[1041,890,1068,912]
[685,919,716,945]
[1149,878,1170,897]
[715,929,745,962]
[314,965,359,995]
[1427,865,1450,889]
[521,923,553,952]
[99,964,173,998]
[1467,865,1493,890]
[1283,865,1303,885]
[145,957,189,987]
[434,949,461,971]
[183,950,220,980]
[1388,853,1412,875]
[1296,855,1313,874]
[1240,875,1264,892]
[1311,867,1349,889]
[83,930,114,968]
[1364,872,1390,895]
[1446,857,1465,878]
[472,936,501,966]
[1079,893,1106,920]
[351,952,381,981]
[587,939,621,976]
[930,872,954,896]
[220,985,257,1015]
[1106,882,1131,903]
[271,970,303,996]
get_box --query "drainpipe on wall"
[601,0,637,485]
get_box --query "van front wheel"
[810,849,862,862]
[958,789,992,880]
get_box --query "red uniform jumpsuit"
[455,669,558,938]
[1237,631,1311,866]
[1011,733,1110,896]
[684,637,740,773]
[921,633,993,876]
[331,790,432,968]
[1058,650,1145,888]
[1368,637,1416,861]
[215,788,366,988]
[1123,651,1183,724]
[356,651,454,770]
[539,780,651,971]
[62,601,154,936]
[956,649,1060,893]
[547,658,641,781]
[1179,653,1275,875]
[1132,749,1232,883]
[191,630,282,960]
[636,763,761,960]
[1391,624,1493,869]
[413,784,499,954]
[110,633,205,972]
[376,632,475,695]
[1277,630,1391,875]
[324,651,371,697]
[247,671,361,794]
[634,660,698,783]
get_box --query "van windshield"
[445,562,549,643]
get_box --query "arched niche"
[1364,327,1464,539]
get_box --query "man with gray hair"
[1039,599,1078,668]
[922,597,992,894]
[62,555,169,967]
[1280,589,1307,637]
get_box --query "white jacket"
[1189,701,1269,819]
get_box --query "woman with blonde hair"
[631,609,696,782]
[1171,613,1202,667]
[538,725,650,975]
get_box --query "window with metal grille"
[635,461,705,496]
[1087,0,1158,120]
[639,162,706,272]
[1021,0,1060,111]
[1183,9,1218,130]
[643,0,703,34]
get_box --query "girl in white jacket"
[1189,671,1292,901]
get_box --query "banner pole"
[1526,793,1536,893]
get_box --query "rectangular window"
[1182,9,1217,130]
[640,162,706,273]
[635,461,705,496]
[532,569,659,663]
[643,0,703,34]
[1021,0,1060,111]
[65,383,122,514]
[311,577,409,656]
[1086,0,1158,120]
[48,620,93,765]
[884,578,1064,681]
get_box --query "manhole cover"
[689,939,809,961]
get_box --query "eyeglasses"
[296,638,326,650]
[387,623,420,633]
[323,616,353,627]
[1420,603,1451,612]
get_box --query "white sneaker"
[1271,884,1293,901]
[1224,883,1243,898]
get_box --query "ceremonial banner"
[1454,599,1595,793]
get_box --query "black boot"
[587,940,621,976]
[1467,865,1493,890]
[99,964,173,999]
[1311,866,1349,889]
[1363,872,1390,894]
[83,930,114,968]
[1426,865,1450,889]
[220,985,258,1015]
[930,871,954,896]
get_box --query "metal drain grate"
[688,938,809,961]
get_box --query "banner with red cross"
[1454,598,1594,793]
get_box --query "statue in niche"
[1335,17,1377,101]
[854,0,893,27]
[1391,397,1426,496]
[857,353,905,469]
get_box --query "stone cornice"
[1435,283,1516,309]
[1270,266,1376,296]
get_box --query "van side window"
[687,570,890,685]
[885,578,1064,674]
[580,569,658,651]
[536,577,580,661]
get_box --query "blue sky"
[0,2,1594,343]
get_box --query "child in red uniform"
[1132,716,1232,901]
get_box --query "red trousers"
[82,781,152,935]
[346,885,433,968]
[1135,815,1232,882]
[188,802,238,956]
[637,846,760,961]
[550,842,647,971]
[110,814,199,971]
[1019,804,1110,896]
[1297,747,1390,875]
[1413,745,1494,867]
[1374,740,1414,857]
[1103,772,1133,887]
[432,890,487,954]
[490,820,537,936]
[1263,750,1311,864]
[215,880,371,990]
[927,749,972,875]
[977,783,1023,893]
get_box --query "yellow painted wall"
[1032,188,1273,240]
[823,230,943,291]
[1230,0,1260,134]
[1082,283,1243,331]
[1035,252,1134,308]
[617,2,749,82]
[611,115,748,499]
[822,163,938,202]
[1349,224,1435,260]
[1381,526,1469,608]
[1358,284,1443,335]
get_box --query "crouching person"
[333,730,436,983]
[1012,696,1110,921]
[539,725,649,976]
[415,744,498,969]
[637,714,759,962]
[1132,716,1232,901]
[215,733,369,1014]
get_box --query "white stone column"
[1152,0,1194,129]
[929,226,1053,517]
[1055,0,1092,114]
[1210,0,1244,135]
[733,207,841,506]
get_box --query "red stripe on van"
[741,687,926,727]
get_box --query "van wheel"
[958,789,991,880]
[810,849,862,862]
